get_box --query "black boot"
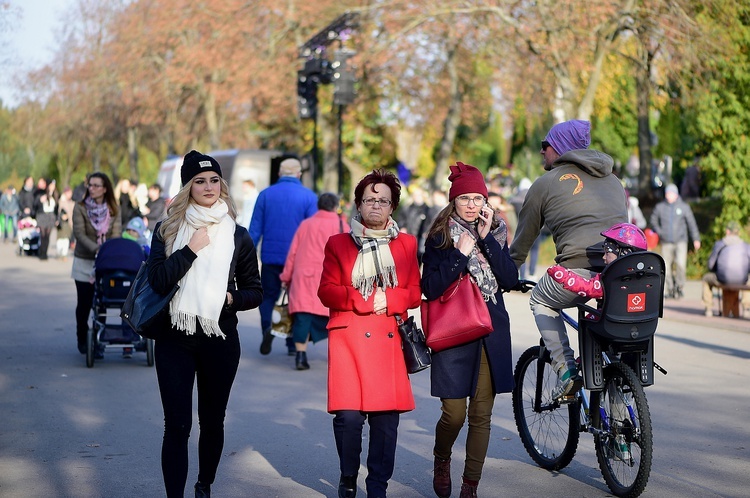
[338,474,357,498]
[296,351,310,370]
[259,327,274,355]
[194,481,210,498]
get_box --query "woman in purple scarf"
[71,172,121,354]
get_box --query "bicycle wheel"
[512,345,580,470]
[590,361,653,497]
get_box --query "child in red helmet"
[547,223,648,298]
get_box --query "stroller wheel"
[86,328,95,368]
[146,339,155,367]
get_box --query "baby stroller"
[17,217,40,257]
[86,238,153,367]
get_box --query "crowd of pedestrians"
[6,120,749,497]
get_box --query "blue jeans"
[259,264,283,332]
[529,270,597,373]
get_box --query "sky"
[0,0,73,107]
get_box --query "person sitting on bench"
[701,221,750,317]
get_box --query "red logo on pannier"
[627,293,646,312]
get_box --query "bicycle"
[511,251,667,498]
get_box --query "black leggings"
[155,329,241,498]
[75,280,95,344]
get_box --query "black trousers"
[333,410,400,498]
[75,280,95,344]
[155,329,241,498]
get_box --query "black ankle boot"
[338,474,357,498]
[296,351,310,370]
[195,481,210,498]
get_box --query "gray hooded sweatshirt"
[510,149,628,271]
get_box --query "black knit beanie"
[181,150,222,186]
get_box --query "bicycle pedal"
[558,394,577,404]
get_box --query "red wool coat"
[318,232,422,413]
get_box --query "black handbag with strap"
[396,315,431,374]
[121,261,179,340]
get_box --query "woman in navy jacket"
[421,163,518,498]
[147,151,263,498]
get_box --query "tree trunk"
[320,110,338,195]
[431,45,463,190]
[205,88,220,150]
[127,127,139,182]
[635,41,655,207]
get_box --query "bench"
[716,283,750,318]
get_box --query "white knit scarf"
[169,199,235,338]
[350,214,400,301]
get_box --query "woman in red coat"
[318,169,422,498]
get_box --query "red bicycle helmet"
[601,223,648,251]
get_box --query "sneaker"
[705,309,713,318]
[552,367,583,401]
[610,436,631,463]
[259,328,274,355]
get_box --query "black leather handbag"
[396,315,431,374]
[121,261,178,340]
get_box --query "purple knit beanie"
[544,120,591,156]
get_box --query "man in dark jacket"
[649,183,701,299]
[510,120,628,401]
[701,221,750,316]
[249,158,317,355]
[18,176,36,218]
[143,183,166,228]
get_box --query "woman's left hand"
[373,288,387,315]
[477,205,493,238]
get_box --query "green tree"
[692,1,750,233]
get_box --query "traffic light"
[297,70,318,119]
[332,50,356,105]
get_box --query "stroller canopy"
[95,238,145,274]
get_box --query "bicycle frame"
[556,308,639,441]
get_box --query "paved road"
[1,240,749,497]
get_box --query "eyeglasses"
[541,140,551,151]
[362,198,392,207]
[455,195,485,207]
[88,183,104,189]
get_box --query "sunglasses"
[541,140,551,151]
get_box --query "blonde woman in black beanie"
[421,162,519,498]
[147,150,263,498]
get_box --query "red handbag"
[420,274,493,352]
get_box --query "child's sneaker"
[609,435,631,463]
[552,365,582,401]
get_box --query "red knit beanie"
[448,162,488,201]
